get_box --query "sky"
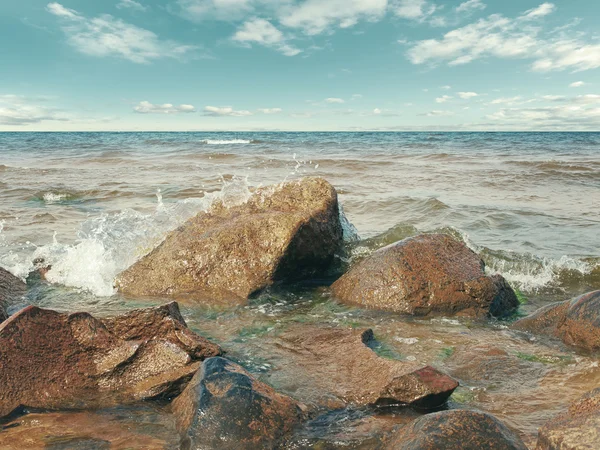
[1,0,599,131]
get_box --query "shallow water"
[1,132,600,448]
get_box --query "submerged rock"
[116,177,343,304]
[275,326,458,409]
[0,267,27,322]
[172,357,304,450]
[513,290,600,352]
[332,234,519,318]
[386,410,527,450]
[537,387,600,449]
[0,302,221,419]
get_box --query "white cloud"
[458,91,478,99]
[133,101,196,114]
[456,0,486,14]
[176,0,254,21]
[232,18,301,56]
[258,108,283,114]
[325,97,345,104]
[47,2,197,64]
[440,85,451,90]
[373,108,382,114]
[522,2,555,20]
[0,95,69,126]
[204,106,253,116]
[425,110,454,116]
[489,96,522,105]
[569,81,585,88]
[436,95,453,103]
[116,0,147,12]
[391,0,437,20]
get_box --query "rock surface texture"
[116,177,343,303]
[274,326,458,409]
[0,302,221,419]
[332,234,519,318]
[387,410,528,450]
[172,357,304,450]
[0,267,26,322]
[537,387,600,449]
[513,290,600,352]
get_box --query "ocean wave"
[201,139,253,145]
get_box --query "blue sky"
[1,0,599,131]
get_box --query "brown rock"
[172,357,304,450]
[387,410,527,450]
[0,302,221,419]
[513,290,600,352]
[332,234,519,318]
[274,326,458,409]
[537,388,600,449]
[116,177,343,303]
[0,267,26,322]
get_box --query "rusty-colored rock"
[274,326,458,409]
[172,357,304,450]
[387,410,527,450]
[537,387,600,449]
[0,302,221,419]
[116,177,343,303]
[332,234,519,318]
[0,267,26,322]
[513,290,600,352]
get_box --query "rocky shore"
[1,177,599,449]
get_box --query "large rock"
[387,410,527,450]
[332,234,519,318]
[513,290,600,352]
[0,266,26,322]
[537,387,600,449]
[172,357,304,450]
[0,302,221,419]
[274,326,458,409]
[116,177,343,303]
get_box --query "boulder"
[274,326,458,409]
[116,177,343,303]
[537,387,600,449]
[387,410,527,450]
[513,290,600,352]
[0,266,27,322]
[0,302,221,419]
[172,357,304,450]
[331,234,519,318]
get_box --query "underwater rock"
[0,267,27,322]
[513,290,600,352]
[332,234,519,318]
[0,302,221,419]
[172,357,304,450]
[116,177,343,303]
[387,410,527,450]
[275,326,458,409]
[537,387,600,449]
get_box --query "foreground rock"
[332,234,519,318]
[513,290,600,352]
[0,267,26,322]
[117,177,343,303]
[0,302,221,418]
[274,326,458,409]
[537,387,600,449]
[172,357,304,450]
[387,410,527,450]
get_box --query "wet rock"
[172,357,304,450]
[0,302,221,419]
[116,177,343,303]
[537,387,600,449]
[274,326,458,409]
[332,234,519,318]
[0,267,26,322]
[386,410,527,450]
[513,290,600,352]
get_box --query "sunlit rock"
[0,266,26,322]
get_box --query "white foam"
[201,139,251,145]
[42,192,68,204]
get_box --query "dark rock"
[332,234,518,318]
[116,177,343,304]
[513,290,600,352]
[274,326,458,409]
[386,410,527,450]
[172,357,304,450]
[537,387,600,449]
[0,267,26,322]
[0,302,221,419]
